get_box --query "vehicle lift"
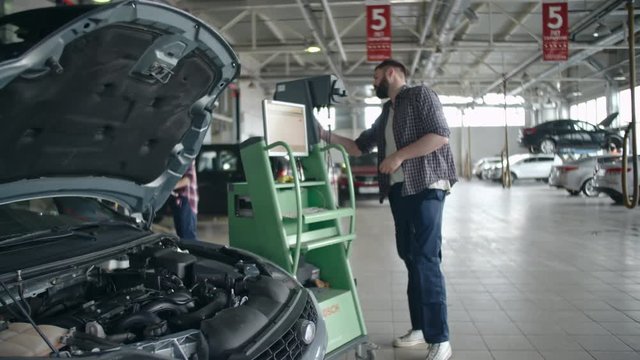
[227,75,377,359]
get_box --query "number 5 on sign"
[366,0,391,62]
[547,5,563,29]
[542,2,568,61]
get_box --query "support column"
[606,81,621,127]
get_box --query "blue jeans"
[388,183,448,343]
[170,195,198,240]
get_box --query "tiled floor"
[192,180,640,360]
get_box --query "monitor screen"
[262,100,309,157]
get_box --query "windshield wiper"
[0,228,96,249]
[0,220,143,249]
[63,219,142,232]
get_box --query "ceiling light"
[593,22,611,38]
[305,46,321,53]
[613,69,626,81]
[93,0,112,3]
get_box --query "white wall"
[238,80,268,141]
[450,126,525,176]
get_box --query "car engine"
[0,239,309,359]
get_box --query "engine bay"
[0,238,301,358]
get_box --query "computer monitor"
[262,99,309,157]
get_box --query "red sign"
[366,0,391,62]
[542,2,568,61]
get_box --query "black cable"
[18,284,31,316]
[0,280,60,356]
[0,295,23,321]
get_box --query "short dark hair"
[375,59,407,78]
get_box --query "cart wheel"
[355,342,378,360]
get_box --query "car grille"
[254,296,318,360]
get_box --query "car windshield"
[0,197,130,239]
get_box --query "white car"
[473,157,501,179]
[548,155,619,196]
[486,154,561,181]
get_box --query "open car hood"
[0,1,240,219]
[598,112,619,128]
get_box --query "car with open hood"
[518,113,623,154]
[0,2,326,359]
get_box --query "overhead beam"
[233,41,629,55]
[220,10,250,33]
[461,2,539,79]
[329,13,365,48]
[186,0,614,13]
[510,19,640,95]
[294,0,344,79]
[320,0,347,62]
[255,12,306,67]
[410,0,439,76]
[480,0,628,96]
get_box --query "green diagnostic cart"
[228,137,376,359]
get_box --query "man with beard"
[316,59,457,360]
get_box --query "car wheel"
[610,193,624,204]
[539,139,556,154]
[581,178,599,197]
[567,189,581,196]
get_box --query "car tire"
[581,178,599,197]
[610,193,624,204]
[539,138,556,154]
[567,189,581,196]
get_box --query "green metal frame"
[228,137,367,355]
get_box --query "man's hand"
[379,152,404,174]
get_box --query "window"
[596,96,606,121]
[364,106,381,128]
[313,107,335,130]
[585,99,597,124]
[553,121,572,130]
[443,107,462,127]
[570,104,578,119]
[574,121,596,132]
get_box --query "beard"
[375,78,390,99]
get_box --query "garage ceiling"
[157,1,636,101]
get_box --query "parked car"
[519,113,622,154]
[594,156,640,204]
[196,144,245,215]
[485,154,561,181]
[548,155,620,196]
[338,152,378,204]
[0,2,326,359]
[473,156,501,179]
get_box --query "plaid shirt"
[355,85,458,202]
[173,162,199,214]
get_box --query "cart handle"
[265,141,304,274]
[319,143,356,255]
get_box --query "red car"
[338,152,379,204]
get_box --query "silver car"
[594,156,640,204]
[548,155,619,197]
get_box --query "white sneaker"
[425,341,452,360]
[392,329,426,347]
